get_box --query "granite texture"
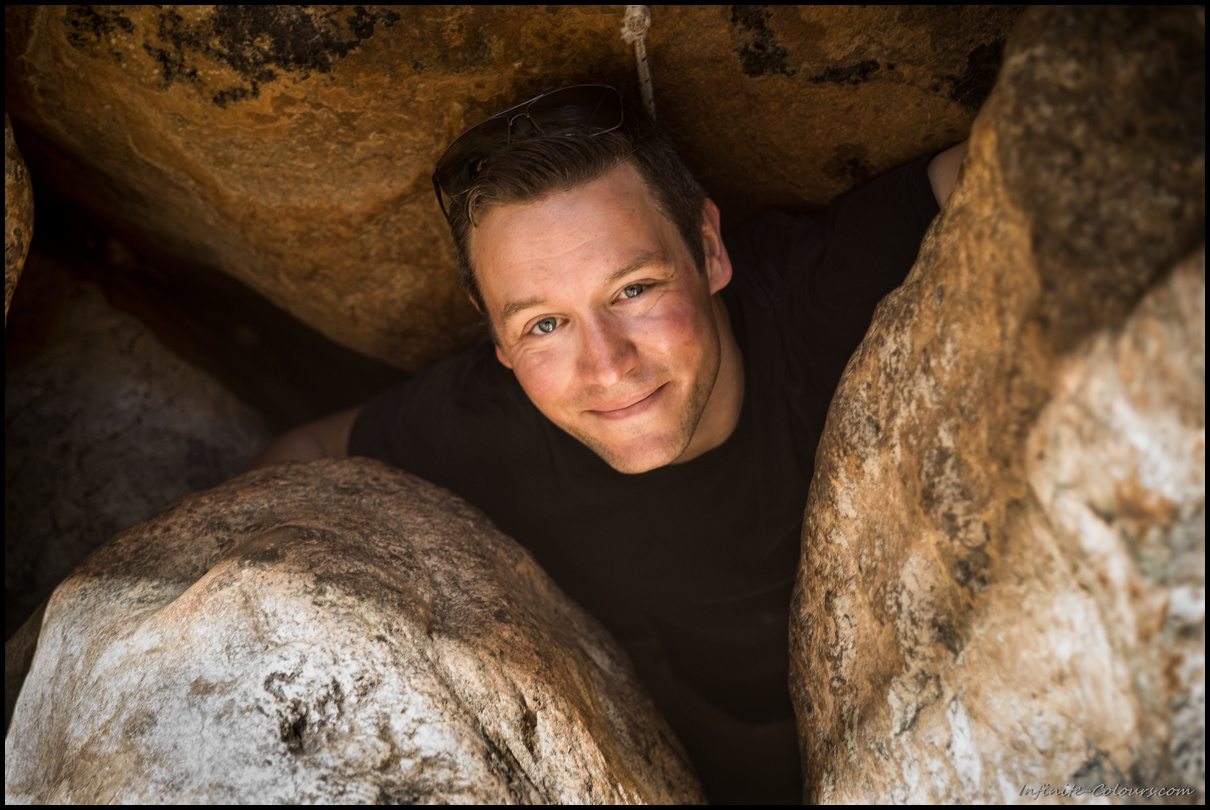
[791,6,1204,803]
[5,459,703,804]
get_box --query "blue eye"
[534,317,558,334]
[622,283,645,299]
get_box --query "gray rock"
[5,459,703,804]
[791,6,1204,803]
[5,266,271,638]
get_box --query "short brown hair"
[445,107,707,316]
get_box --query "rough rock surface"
[4,112,33,322]
[5,258,271,639]
[791,6,1204,804]
[4,5,1020,369]
[4,459,703,804]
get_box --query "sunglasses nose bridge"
[502,108,540,141]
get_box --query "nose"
[576,315,638,388]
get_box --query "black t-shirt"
[349,154,940,723]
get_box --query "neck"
[673,295,745,464]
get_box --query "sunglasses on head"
[431,84,627,221]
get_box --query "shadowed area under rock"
[5,258,272,640]
[791,5,1204,803]
[4,459,703,804]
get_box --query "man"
[255,85,966,802]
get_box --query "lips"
[587,383,667,419]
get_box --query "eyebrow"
[497,251,667,326]
[603,251,665,285]
[500,296,546,324]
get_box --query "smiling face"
[472,162,743,474]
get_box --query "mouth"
[587,384,667,420]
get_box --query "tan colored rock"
[5,258,272,639]
[4,6,1019,369]
[654,5,1023,217]
[791,6,1204,804]
[4,459,703,804]
[4,112,33,322]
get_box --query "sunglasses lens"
[432,85,625,210]
[434,116,512,201]
[526,86,623,135]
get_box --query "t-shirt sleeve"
[347,341,539,484]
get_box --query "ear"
[470,293,509,362]
[494,343,513,370]
[701,199,732,294]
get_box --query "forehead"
[470,164,682,312]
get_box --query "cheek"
[509,349,574,409]
[634,297,712,360]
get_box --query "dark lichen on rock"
[809,59,881,86]
[946,39,1005,111]
[824,143,874,185]
[62,6,135,50]
[130,6,404,104]
[729,5,795,78]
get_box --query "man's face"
[472,163,740,474]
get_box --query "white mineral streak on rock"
[945,698,982,793]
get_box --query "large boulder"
[791,6,1204,804]
[5,258,271,640]
[3,5,1020,369]
[4,459,702,804]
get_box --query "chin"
[565,382,715,473]
[577,430,693,475]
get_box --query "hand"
[927,140,970,208]
[245,407,361,470]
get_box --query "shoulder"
[348,340,538,467]
[725,210,826,293]
[822,153,940,263]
